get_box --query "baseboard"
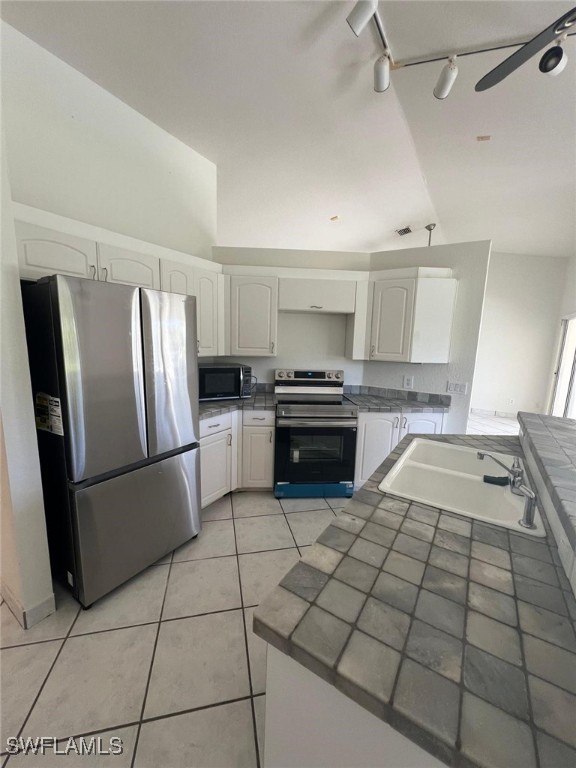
[24,591,56,629]
[1,587,56,630]
[1,584,26,628]
[495,411,517,419]
[469,408,496,417]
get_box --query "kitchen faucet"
[477,452,537,530]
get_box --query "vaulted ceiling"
[1,1,575,256]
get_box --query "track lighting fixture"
[345,5,575,99]
[346,0,378,38]
[433,57,459,99]
[540,36,568,76]
[374,54,390,92]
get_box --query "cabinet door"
[196,270,219,357]
[242,426,275,488]
[370,279,415,362]
[230,276,278,356]
[160,259,196,295]
[279,279,356,314]
[16,222,97,280]
[400,413,444,438]
[354,414,399,486]
[98,244,160,288]
[200,430,232,508]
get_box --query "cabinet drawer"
[200,412,233,438]
[243,410,275,427]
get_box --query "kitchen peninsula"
[254,416,576,768]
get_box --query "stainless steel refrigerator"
[22,275,201,607]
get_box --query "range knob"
[327,372,333,379]
[335,372,343,380]
[278,370,285,378]
[287,371,294,378]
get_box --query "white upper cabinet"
[16,222,97,280]
[279,278,356,314]
[160,261,219,357]
[97,244,160,289]
[370,279,415,362]
[369,275,456,363]
[160,259,196,296]
[195,270,219,357]
[230,276,278,357]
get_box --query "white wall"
[229,313,365,385]
[214,246,370,272]
[367,241,492,433]
[471,252,568,415]
[1,135,54,627]
[561,257,576,318]
[1,23,217,260]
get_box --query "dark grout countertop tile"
[254,432,576,768]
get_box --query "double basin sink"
[379,439,544,538]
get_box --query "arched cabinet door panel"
[230,276,278,357]
[16,222,97,280]
[98,244,160,289]
[370,279,415,362]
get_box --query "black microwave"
[198,363,252,401]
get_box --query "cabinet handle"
[402,416,407,428]
[253,417,265,421]
[370,345,375,358]
[208,423,221,428]
[269,430,273,443]
[310,305,323,309]
[271,341,275,354]
[393,416,399,428]
[101,266,108,281]
[197,339,200,353]
[227,434,232,446]
[89,264,97,279]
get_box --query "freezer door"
[73,447,200,606]
[141,288,200,455]
[55,276,147,481]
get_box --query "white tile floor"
[466,411,520,436]
[0,492,347,767]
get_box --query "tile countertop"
[253,433,576,768]
[199,394,449,420]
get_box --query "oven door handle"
[276,419,358,428]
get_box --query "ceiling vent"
[396,226,412,236]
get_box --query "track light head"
[347,0,378,37]
[433,56,458,100]
[539,42,568,76]
[374,54,390,92]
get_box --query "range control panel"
[274,369,344,382]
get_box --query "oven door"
[198,366,242,401]
[274,420,357,484]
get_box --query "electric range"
[273,369,358,498]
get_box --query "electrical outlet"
[446,380,468,395]
[403,375,414,390]
[509,398,515,406]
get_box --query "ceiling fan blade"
[475,6,576,91]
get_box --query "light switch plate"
[446,381,468,395]
[403,376,414,390]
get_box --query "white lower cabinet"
[354,413,400,487]
[200,428,232,508]
[242,424,275,489]
[399,413,444,438]
[354,411,444,486]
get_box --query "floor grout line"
[129,544,176,768]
